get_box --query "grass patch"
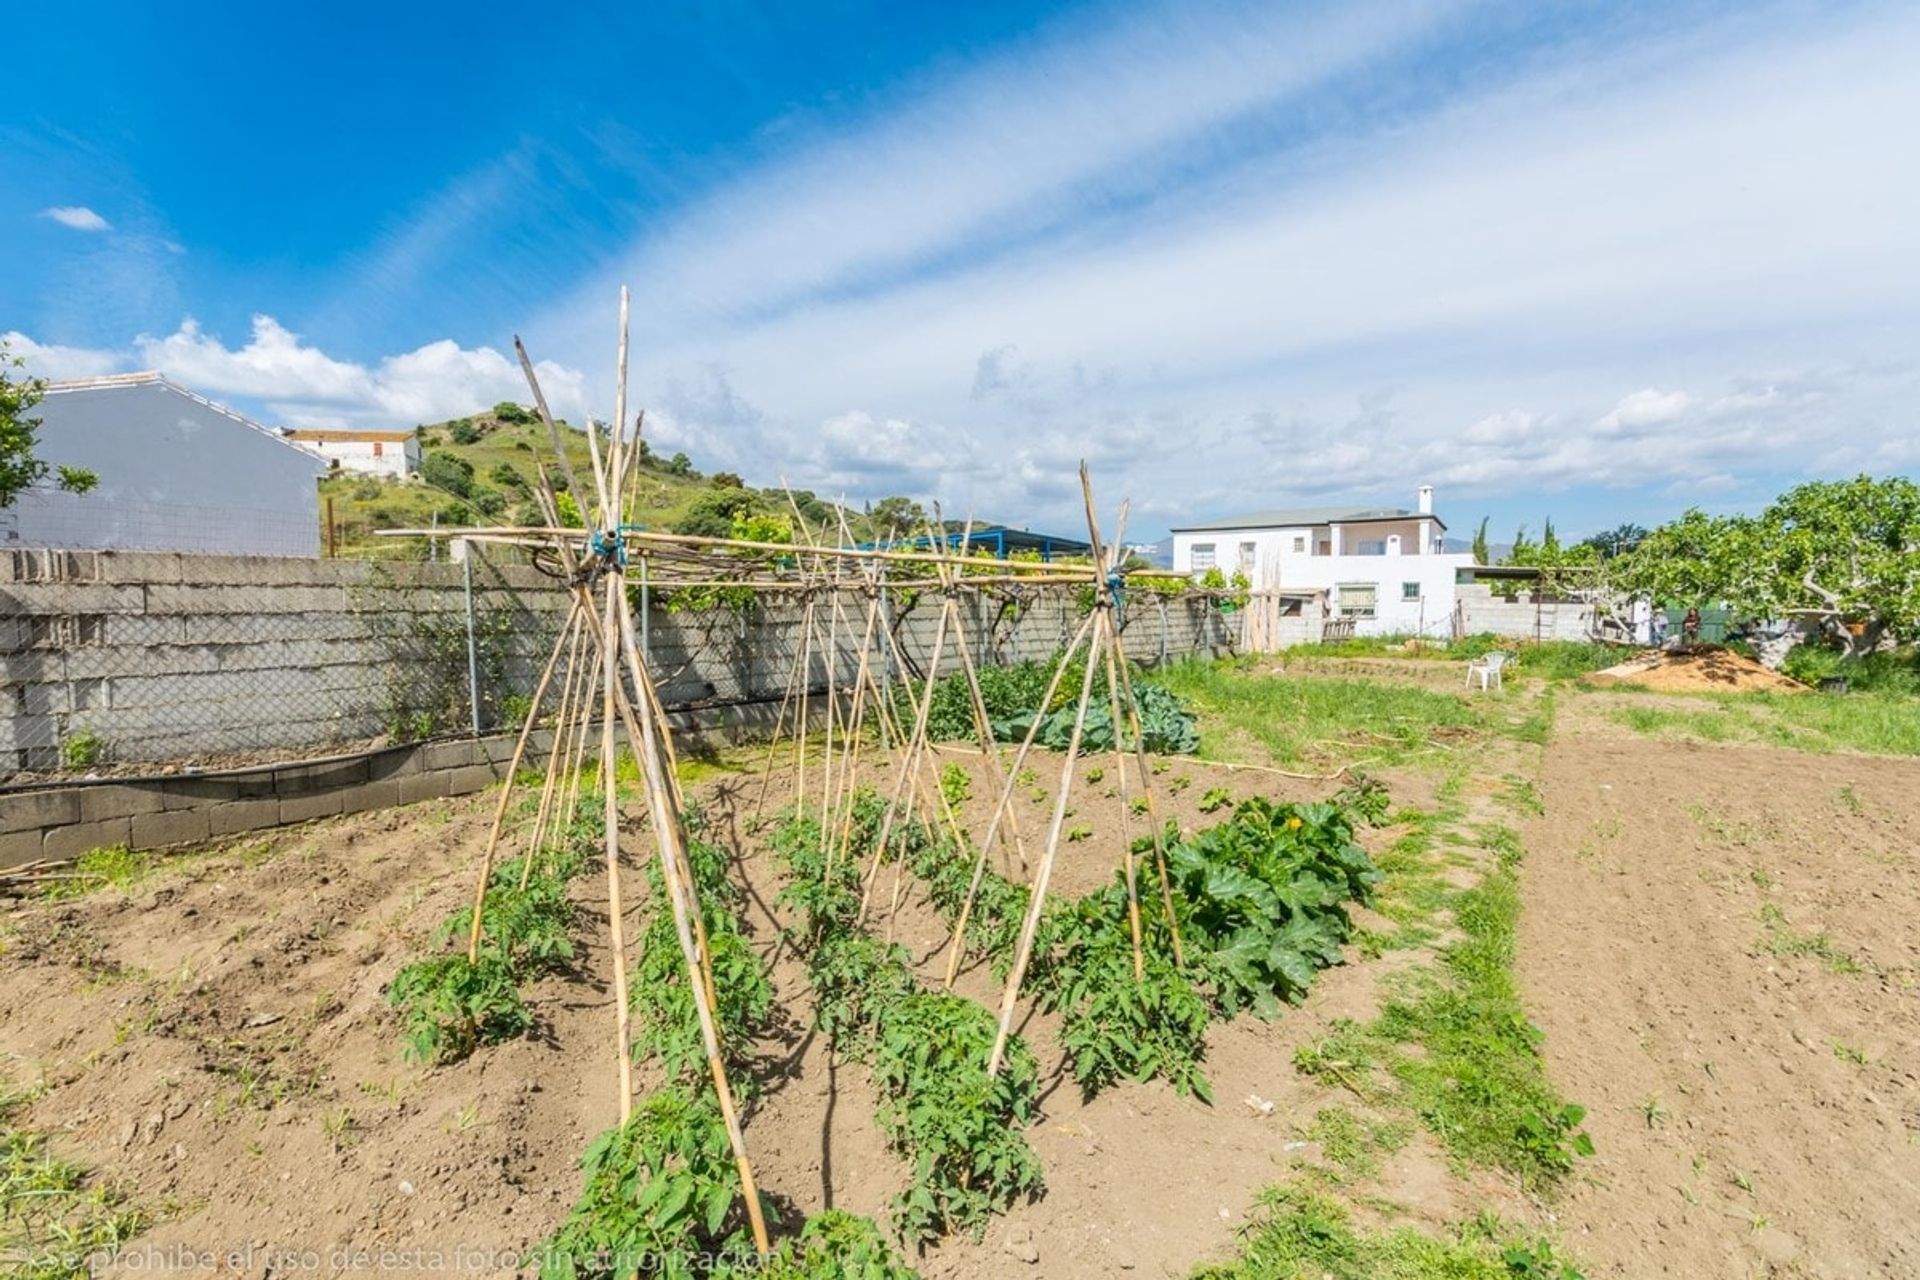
[40,845,152,902]
[1275,635,1624,682]
[1,1076,146,1278]
[1359,802,1456,955]
[1192,1184,1585,1279]
[1298,826,1593,1191]
[1303,1106,1413,1181]
[1155,659,1485,768]
[1607,691,1920,757]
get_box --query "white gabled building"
[1170,485,1476,637]
[281,428,421,479]
[2,372,330,558]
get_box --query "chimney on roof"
[1417,484,1434,515]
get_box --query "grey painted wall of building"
[1,377,328,558]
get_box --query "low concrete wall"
[0,697,845,871]
[0,733,530,870]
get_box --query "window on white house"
[373,442,383,457]
[1356,539,1386,556]
[1337,583,1377,617]
[1238,541,1256,570]
[1402,581,1421,601]
[1191,543,1217,570]
[1292,535,1306,553]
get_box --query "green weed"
[1192,1184,1583,1279]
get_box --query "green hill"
[319,403,886,557]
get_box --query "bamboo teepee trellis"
[397,290,1211,1254]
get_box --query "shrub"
[421,451,474,498]
[449,419,480,444]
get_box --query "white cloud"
[128,315,588,427]
[6,317,587,429]
[39,206,111,232]
[1595,389,1693,435]
[2,331,125,380]
[513,0,1920,532]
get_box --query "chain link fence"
[1,545,1231,782]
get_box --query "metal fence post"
[640,555,651,663]
[461,541,482,736]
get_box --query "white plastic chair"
[1465,651,1512,691]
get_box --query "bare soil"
[0,750,1456,1280]
[1519,731,1919,1278]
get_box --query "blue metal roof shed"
[871,523,1093,562]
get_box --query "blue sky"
[4,0,1916,541]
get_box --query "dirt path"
[1519,732,1920,1278]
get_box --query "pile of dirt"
[1588,646,1806,693]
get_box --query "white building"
[281,428,420,479]
[1169,485,1477,637]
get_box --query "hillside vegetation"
[318,403,893,557]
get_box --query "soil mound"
[1589,646,1805,693]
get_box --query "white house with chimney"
[1169,485,1476,637]
[281,428,420,479]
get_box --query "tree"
[1471,517,1490,565]
[449,419,480,445]
[710,471,744,489]
[664,452,696,478]
[0,339,98,507]
[1612,476,1920,658]
[492,401,533,425]
[672,487,760,537]
[1579,523,1649,559]
[869,495,928,541]
[420,451,474,498]
[1503,518,1599,577]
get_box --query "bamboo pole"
[597,582,636,1124]
[513,338,586,508]
[464,600,582,963]
[940,609,1097,989]
[378,525,1101,576]
[855,595,952,923]
[1105,611,1189,969]
[522,612,591,888]
[986,621,1105,1075]
[1100,610,1145,983]
[609,578,771,1256]
[1077,479,1145,984]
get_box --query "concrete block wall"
[2,548,1233,780]
[1455,583,1596,642]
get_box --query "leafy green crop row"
[901,652,1200,755]
[542,805,918,1278]
[850,780,1388,1105]
[629,814,775,1088]
[772,812,1044,1247]
[387,809,598,1063]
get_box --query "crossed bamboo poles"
[431,293,1195,1257]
